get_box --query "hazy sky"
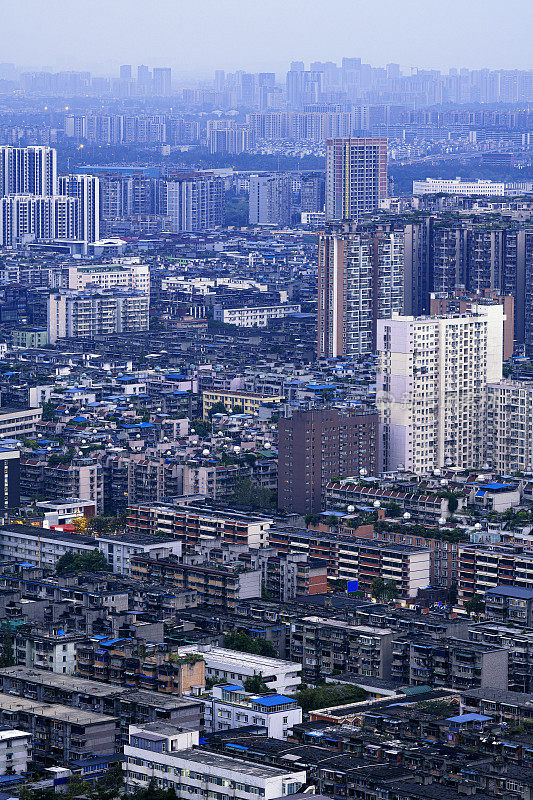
[4,0,533,77]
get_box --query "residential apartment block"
[317,225,404,357]
[325,137,387,221]
[486,381,533,474]
[214,303,301,328]
[202,390,285,419]
[175,645,302,694]
[201,684,302,738]
[278,407,378,514]
[47,290,149,343]
[124,723,306,798]
[0,692,117,767]
[131,556,261,611]
[127,503,272,552]
[377,308,504,474]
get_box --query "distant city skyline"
[3,0,533,76]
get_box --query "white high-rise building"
[166,175,224,232]
[377,306,504,475]
[0,195,78,247]
[58,173,100,243]
[487,381,533,475]
[318,225,405,357]
[47,291,149,344]
[249,174,292,226]
[0,146,57,197]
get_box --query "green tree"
[56,549,110,575]
[446,492,459,514]
[55,550,77,575]
[224,630,276,657]
[386,502,402,518]
[295,684,368,713]
[243,674,270,693]
[207,401,228,418]
[93,761,124,800]
[88,515,111,535]
[371,577,386,600]
[464,593,485,617]
[448,581,458,606]
[384,579,399,600]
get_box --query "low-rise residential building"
[127,503,272,552]
[458,544,533,606]
[0,729,31,774]
[484,585,533,627]
[202,390,285,419]
[0,407,42,439]
[391,636,508,690]
[76,639,205,694]
[268,528,431,597]
[0,666,203,743]
[461,687,533,726]
[175,645,302,694]
[201,684,302,738]
[214,304,301,328]
[12,327,49,348]
[325,480,456,521]
[15,627,82,674]
[290,617,398,682]
[124,723,306,800]
[468,620,533,693]
[131,556,261,610]
[0,525,181,575]
[124,722,306,798]
[0,692,118,767]
[47,290,149,343]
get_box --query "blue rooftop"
[446,713,492,724]
[486,586,533,599]
[251,694,295,707]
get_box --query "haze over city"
[4,0,533,75]
[2,3,533,800]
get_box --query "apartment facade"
[317,225,404,357]
[202,390,285,419]
[166,175,224,232]
[249,174,292,226]
[127,504,272,552]
[124,723,306,798]
[47,290,149,343]
[290,616,397,681]
[202,684,302,738]
[458,544,533,605]
[377,308,504,474]
[277,407,379,514]
[131,556,261,611]
[486,381,533,474]
[325,137,387,220]
[214,303,301,328]
[0,666,203,744]
[175,645,302,694]
[268,528,430,597]
[0,693,117,767]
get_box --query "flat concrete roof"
[0,692,116,726]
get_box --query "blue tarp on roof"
[251,694,294,707]
[446,713,492,723]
